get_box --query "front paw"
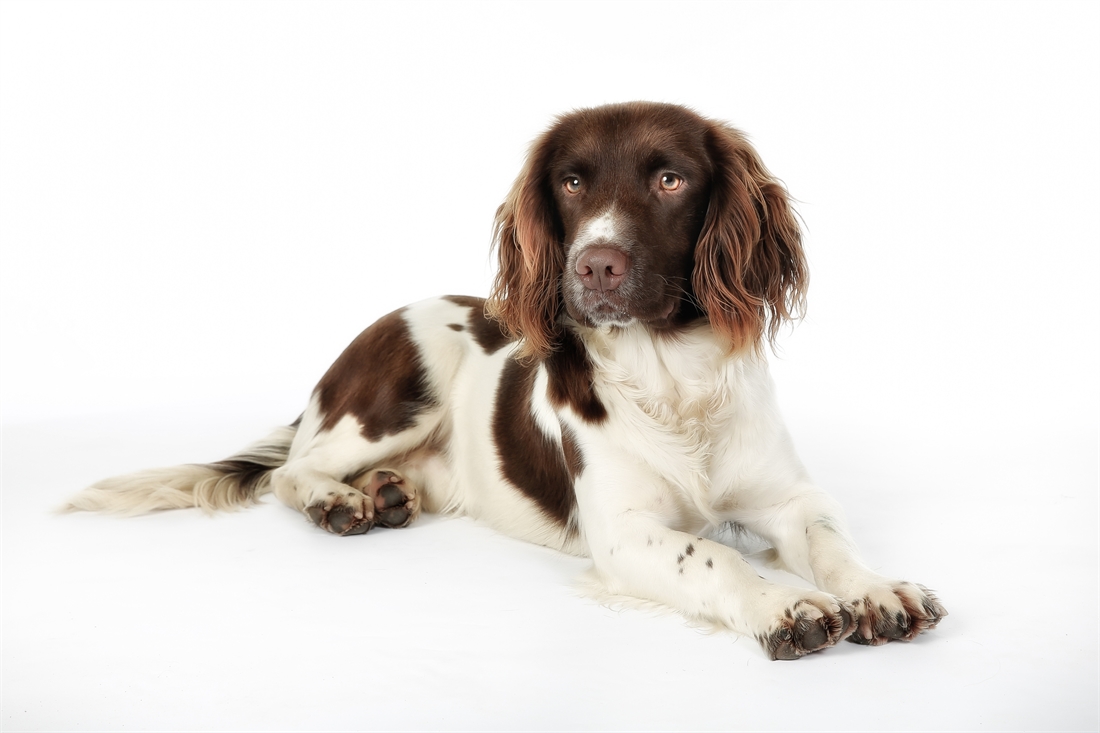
[758,593,855,660]
[847,581,947,645]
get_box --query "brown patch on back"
[443,295,513,354]
[442,295,483,308]
[315,308,436,441]
[492,358,578,528]
[546,329,607,424]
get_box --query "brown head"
[487,102,807,359]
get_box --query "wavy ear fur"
[692,123,808,352]
[486,130,562,361]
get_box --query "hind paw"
[302,469,419,536]
[351,469,419,528]
[305,489,373,536]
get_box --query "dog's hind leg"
[270,301,472,535]
[271,394,444,536]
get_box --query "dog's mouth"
[568,286,680,328]
[578,290,631,323]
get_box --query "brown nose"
[576,247,630,292]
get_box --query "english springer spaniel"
[67,102,946,660]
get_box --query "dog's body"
[68,102,945,660]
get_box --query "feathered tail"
[63,424,297,515]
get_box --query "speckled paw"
[758,595,855,660]
[847,582,947,646]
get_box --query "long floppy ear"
[486,130,562,361]
[692,123,808,352]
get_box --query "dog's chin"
[568,293,680,329]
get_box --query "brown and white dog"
[67,102,946,660]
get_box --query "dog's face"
[545,107,714,329]
[489,102,807,360]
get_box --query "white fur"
[572,209,621,249]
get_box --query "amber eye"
[659,173,683,191]
[564,176,582,194]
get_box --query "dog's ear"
[692,123,807,352]
[487,131,563,361]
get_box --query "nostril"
[576,247,630,292]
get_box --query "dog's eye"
[564,176,582,194]
[659,173,684,191]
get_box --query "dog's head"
[488,102,806,359]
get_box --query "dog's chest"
[586,325,743,461]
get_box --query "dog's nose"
[576,247,630,292]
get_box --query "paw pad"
[760,598,855,661]
[305,491,372,536]
[361,470,416,528]
[304,469,419,536]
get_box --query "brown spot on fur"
[705,558,713,568]
[441,294,483,308]
[546,329,606,423]
[685,543,695,556]
[315,308,436,440]
[447,323,464,332]
[443,295,513,354]
[492,358,577,528]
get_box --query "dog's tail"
[62,423,297,515]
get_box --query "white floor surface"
[3,399,1096,731]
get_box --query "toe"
[326,506,357,534]
[797,617,829,651]
[377,484,407,510]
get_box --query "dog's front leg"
[573,463,853,660]
[737,485,947,646]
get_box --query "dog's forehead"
[547,105,709,171]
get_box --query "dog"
[66,101,946,660]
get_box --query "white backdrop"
[3,1,1097,731]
